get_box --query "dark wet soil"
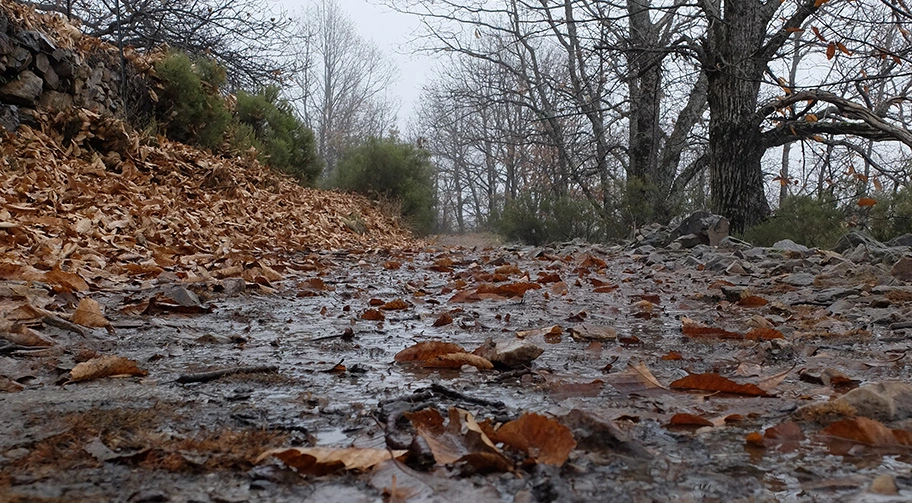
[2,242,912,502]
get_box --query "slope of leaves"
[0,113,417,288]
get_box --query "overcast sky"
[275,0,435,132]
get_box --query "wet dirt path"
[2,242,912,502]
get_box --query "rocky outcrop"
[0,0,153,132]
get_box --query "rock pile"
[0,0,154,132]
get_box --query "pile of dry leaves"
[0,109,418,290]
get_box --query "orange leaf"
[432,312,453,327]
[805,113,818,122]
[826,41,836,60]
[490,413,576,466]
[394,341,466,362]
[811,26,827,42]
[857,197,877,207]
[820,417,912,448]
[381,298,409,310]
[661,351,683,361]
[736,295,769,307]
[785,27,804,33]
[837,42,852,55]
[668,413,713,428]
[670,373,770,397]
[814,0,829,6]
[425,352,493,370]
[361,309,385,321]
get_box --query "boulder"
[0,70,42,105]
[666,211,729,247]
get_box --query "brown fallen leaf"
[667,413,713,428]
[432,312,453,327]
[681,317,742,339]
[68,355,147,383]
[43,266,89,293]
[257,447,407,476]
[381,298,410,310]
[405,408,512,473]
[72,297,111,329]
[394,341,467,362]
[362,309,385,321]
[425,352,493,370]
[0,323,54,347]
[490,413,576,466]
[761,421,805,452]
[670,373,770,397]
[819,417,912,454]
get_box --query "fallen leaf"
[381,298,409,310]
[362,309,385,321]
[68,355,147,383]
[432,313,453,327]
[490,413,576,466]
[425,352,493,370]
[394,341,466,362]
[670,373,770,397]
[667,413,713,428]
[257,447,406,475]
[819,417,912,453]
[43,266,89,292]
[72,297,111,329]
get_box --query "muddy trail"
[3,240,912,502]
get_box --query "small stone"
[869,474,898,495]
[725,261,747,275]
[835,381,912,422]
[475,337,544,367]
[890,255,912,282]
[569,324,617,342]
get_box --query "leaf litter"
[1,8,912,498]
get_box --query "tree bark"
[701,0,777,232]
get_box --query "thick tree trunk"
[702,1,776,233]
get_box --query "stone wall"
[0,1,153,132]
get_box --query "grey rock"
[673,233,703,249]
[886,234,912,247]
[667,211,730,247]
[718,236,753,251]
[476,337,543,368]
[34,53,59,89]
[836,381,912,422]
[569,324,617,342]
[781,272,815,287]
[219,278,246,296]
[772,239,810,253]
[834,231,885,253]
[0,104,18,132]
[704,253,738,272]
[0,70,42,105]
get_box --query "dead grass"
[8,404,288,476]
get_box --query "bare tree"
[292,0,399,177]
[29,0,296,87]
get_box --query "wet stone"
[835,381,912,423]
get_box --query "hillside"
[0,0,417,290]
